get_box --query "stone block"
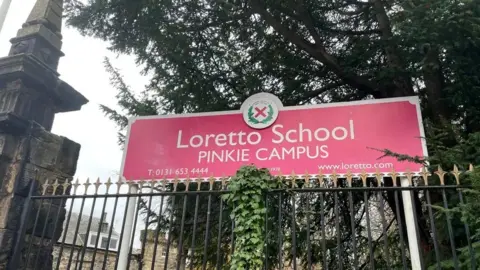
[27,201,66,241]
[0,229,15,269]
[0,195,26,230]
[0,194,65,239]
[0,56,88,118]
[0,88,42,125]
[29,127,80,176]
[0,133,20,161]
[0,121,78,196]
[20,239,53,270]
[7,162,33,196]
[0,161,11,195]
[0,112,31,136]
[0,80,57,131]
[10,163,73,198]
[55,136,81,176]
[15,163,68,197]
[29,129,62,169]
[25,0,63,35]
[0,161,48,197]
[13,25,62,52]
[0,54,58,88]
[0,162,45,197]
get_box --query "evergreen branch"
[103,57,141,109]
[368,147,426,165]
[99,105,128,129]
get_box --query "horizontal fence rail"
[9,166,480,269]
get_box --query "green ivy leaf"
[223,165,283,269]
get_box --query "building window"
[88,234,118,250]
[101,237,109,249]
[110,239,118,249]
[89,235,97,245]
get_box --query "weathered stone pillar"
[0,0,88,269]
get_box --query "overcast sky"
[0,0,152,246]
[0,0,149,181]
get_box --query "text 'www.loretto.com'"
[266,162,393,173]
[317,162,394,170]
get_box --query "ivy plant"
[223,165,283,270]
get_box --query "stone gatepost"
[0,0,88,269]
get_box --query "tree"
[64,0,480,268]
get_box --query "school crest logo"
[242,94,280,129]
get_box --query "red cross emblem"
[254,106,267,118]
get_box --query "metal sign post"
[400,176,422,269]
[117,184,138,270]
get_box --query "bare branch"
[370,0,414,96]
[296,0,321,45]
[325,28,381,35]
[249,0,379,97]
[288,81,345,105]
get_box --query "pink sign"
[121,95,427,180]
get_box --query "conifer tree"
[65,0,480,267]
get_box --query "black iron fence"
[7,167,480,269]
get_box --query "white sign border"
[119,95,428,181]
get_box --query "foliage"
[222,166,281,269]
[63,0,480,268]
[66,0,480,130]
[416,130,480,269]
[101,58,158,145]
[423,166,480,270]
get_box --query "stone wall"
[0,120,81,269]
[141,230,182,270]
[51,230,182,270]
[52,245,139,270]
